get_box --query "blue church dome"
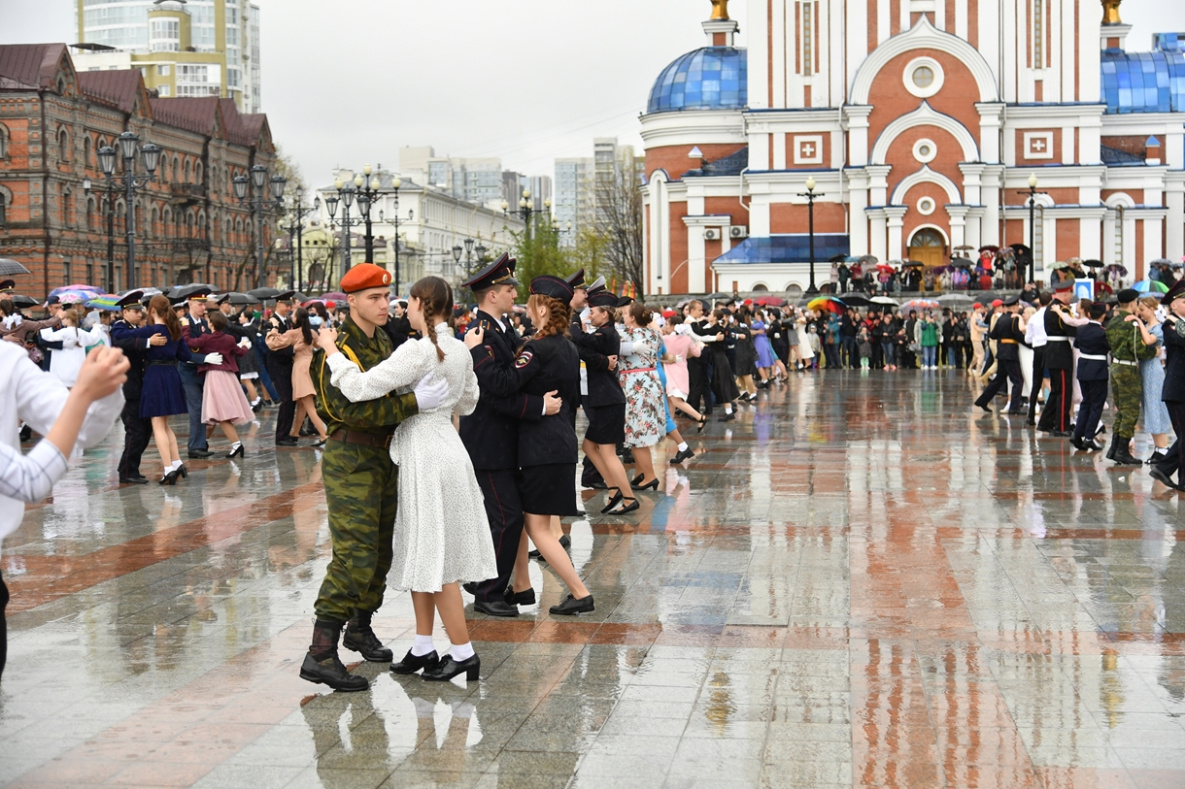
[1101,36,1185,114]
[647,46,747,114]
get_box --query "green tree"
[511,212,573,298]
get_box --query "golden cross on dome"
[1102,0,1122,25]
[711,0,730,21]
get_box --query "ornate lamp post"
[1016,174,1047,284]
[96,132,160,290]
[451,237,487,280]
[234,164,287,289]
[323,178,362,277]
[502,189,550,241]
[376,177,405,293]
[353,165,383,262]
[278,186,315,291]
[797,176,823,296]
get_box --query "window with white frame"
[149,18,180,52]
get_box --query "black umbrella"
[170,282,216,301]
[828,253,848,264]
[219,292,260,306]
[1083,259,1104,269]
[842,294,872,306]
[10,294,37,308]
[0,258,31,276]
[247,287,283,300]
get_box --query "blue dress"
[128,325,192,418]
[1141,323,1172,435]
[752,321,777,368]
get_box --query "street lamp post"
[451,237,488,280]
[502,189,550,241]
[353,165,383,263]
[324,178,361,277]
[96,132,160,290]
[797,176,823,296]
[279,186,315,291]
[234,164,287,289]
[376,178,404,293]
[83,175,117,293]
[1016,174,1047,284]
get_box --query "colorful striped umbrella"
[807,296,846,314]
[84,294,123,311]
[1133,279,1169,294]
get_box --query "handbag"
[908,341,920,353]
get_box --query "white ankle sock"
[677,442,688,452]
[170,460,182,470]
[450,642,475,661]
[411,634,435,656]
[725,406,733,414]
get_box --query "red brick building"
[0,43,279,297]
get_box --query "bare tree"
[594,155,645,294]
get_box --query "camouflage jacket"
[1105,310,1158,363]
[314,317,418,437]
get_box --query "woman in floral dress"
[618,303,666,490]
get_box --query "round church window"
[913,138,938,164]
[912,66,934,88]
[903,57,944,98]
[917,197,937,216]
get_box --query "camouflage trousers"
[1110,363,1143,440]
[314,440,398,623]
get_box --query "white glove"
[204,352,224,366]
[619,341,635,355]
[238,337,252,349]
[413,373,450,411]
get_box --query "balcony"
[170,183,207,204]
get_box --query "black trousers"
[1155,402,1185,481]
[117,397,152,478]
[1027,346,1047,423]
[1073,378,1108,440]
[0,569,8,681]
[269,361,295,441]
[976,357,1023,412]
[471,469,524,603]
[687,358,711,414]
[1038,367,1073,433]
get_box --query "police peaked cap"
[585,276,607,296]
[566,268,586,289]
[462,253,518,291]
[1165,279,1185,305]
[529,275,574,302]
[588,290,619,309]
[116,290,146,308]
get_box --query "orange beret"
[340,263,392,294]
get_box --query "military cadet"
[269,291,299,447]
[301,264,450,692]
[1070,303,1111,451]
[1025,292,1052,425]
[458,254,559,618]
[567,269,604,491]
[1105,288,1155,464]
[685,299,715,416]
[974,295,1027,415]
[1037,279,1077,437]
[1150,279,1185,491]
[110,291,158,483]
[176,288,212,459]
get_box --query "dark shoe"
[312,438,326,448]
[299,426,316,437]
[632,477,659,491]
[1070,436,1086,451]
[462,581,479,595]
[584,479,608,490]
[719,412,735,422]
[1149,467,1182,490]
[119,475,149,485]
[600,488,624,514]
[975,402,992,414]
[276,437,298,447]
[390,649,440,675]
[176,463,188,479]
[342,611,393,662]
[504,587,536,606]
[227,443,244,459]
[559,534,571,550]
[1006,409,1024,416]
[1106,434,1119,461]
[1085,439,1106,452]
[19,424,32,443]
[1114,447,1143,466]
[696,416,707,433]
[1026,419,1037,427]
[606,496,639,515]
[621,449,635,464]
[631,473,645,487]
[187,449,213,459]
[473,599,519,617]
[422,653,480,682]
[529,549,542,559]
[549,594,595,616]
[1146,451,1168,465]
[159,469,179,485]
[299,652,369,692]
[670,448,695,465]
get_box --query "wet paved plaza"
[1,369,1184,789]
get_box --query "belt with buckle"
[1079,353,1108,361]
[1112,359,1139,367]
[329,429,393,449]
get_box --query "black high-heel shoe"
[607,496,639,514]
[176,463,188,479]
[631,478,658,491]
[696,416,707,433]
[422,653,480,682]
[600,487,623,514]
[631,473,645,487]
[227,443,244,459]
[159,468,179,486]
[390,649,440,675]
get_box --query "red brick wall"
[645,143,747,181]
[769,202,847,234]
[867,49,984,150]
[1055,219,1080,261]
[669,201,689,293]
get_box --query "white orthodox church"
[641,0,1185,294]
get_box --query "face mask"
[310,316,323,328]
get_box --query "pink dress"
[662,332,701,399]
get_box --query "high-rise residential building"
[73,0,261,112]
[502,172,553,214]
[400,146,504,209]
[555,138,641,247]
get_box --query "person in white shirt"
[0,343,128,681]
[39,308,106,387]
[1025,293,1052,425]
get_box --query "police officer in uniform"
[301,264,450,692]
[110,291,156,483]
[1071,303,1111,451]
[268,291,299,447]
[1105,288,1153,464]
[974,295,1026,414]
[1151,279,1185,490]
[1038,279,1077,437]
[459,254,559,617]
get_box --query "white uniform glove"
[238,337,252,349]
[413,373,450,411]
[204,352,224,366]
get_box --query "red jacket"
[186,329,247,374]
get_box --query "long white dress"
[795,317,815,361]
[39,325,105,387]
[325,322,497,593]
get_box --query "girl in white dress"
[316,276,496,683]
[40,308,106,387]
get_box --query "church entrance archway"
[908,228,947,269]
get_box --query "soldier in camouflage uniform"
[1105,288,1156,465]
[300,263,450,692]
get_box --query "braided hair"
[410,275,453,362]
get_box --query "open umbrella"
[84,294,123,311]
[321,291,347,301]
[755,295,786,307]
[901,298,939,312]
[936,293,975,307]
[876,263,896,274]
[953,245,976,253]
[1083,259,1104,269]
[1047,261,1068,271]
[247,287,283,301]
[1150,257,1172,265]
[0,258,31,276]
[858,255,879,266]
[48,284,103,300]
[871,296,900,307]
[841,294,872,307]
[1106,264,1128,276]
[827,253,849,264]
[215,292,259,306]
[1134,279,1169,294]
[169,282,216,301]
[10,294,38,309]
[950,257,974,268]
[807,296,845,314]
[978,245,1001,253]
[902,260,926,268]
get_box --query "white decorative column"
[844,105,873,167]
[847,169,870,254]
[867,208,887,261]
[1166,175,1185,261]
[976,103,1005,163]
[885,207,907,261]
[979,165,1005,246]
[947,205,969,249]
[866,165,891,207]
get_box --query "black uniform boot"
[300,619,369,692]
[342,610,394,662]
[1106,433,1119,461]
[1112,437,1143,466]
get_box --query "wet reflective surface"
[1,369,1183,788]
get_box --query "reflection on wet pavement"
[1,371,1183,788]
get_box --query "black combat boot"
[1106,433,1119,461]
[300,619,369,692]
[1112,437,1143,466]
[342,610,394,662]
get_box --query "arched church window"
[1032,0,1045,70]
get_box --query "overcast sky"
[0,0,1172,188]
